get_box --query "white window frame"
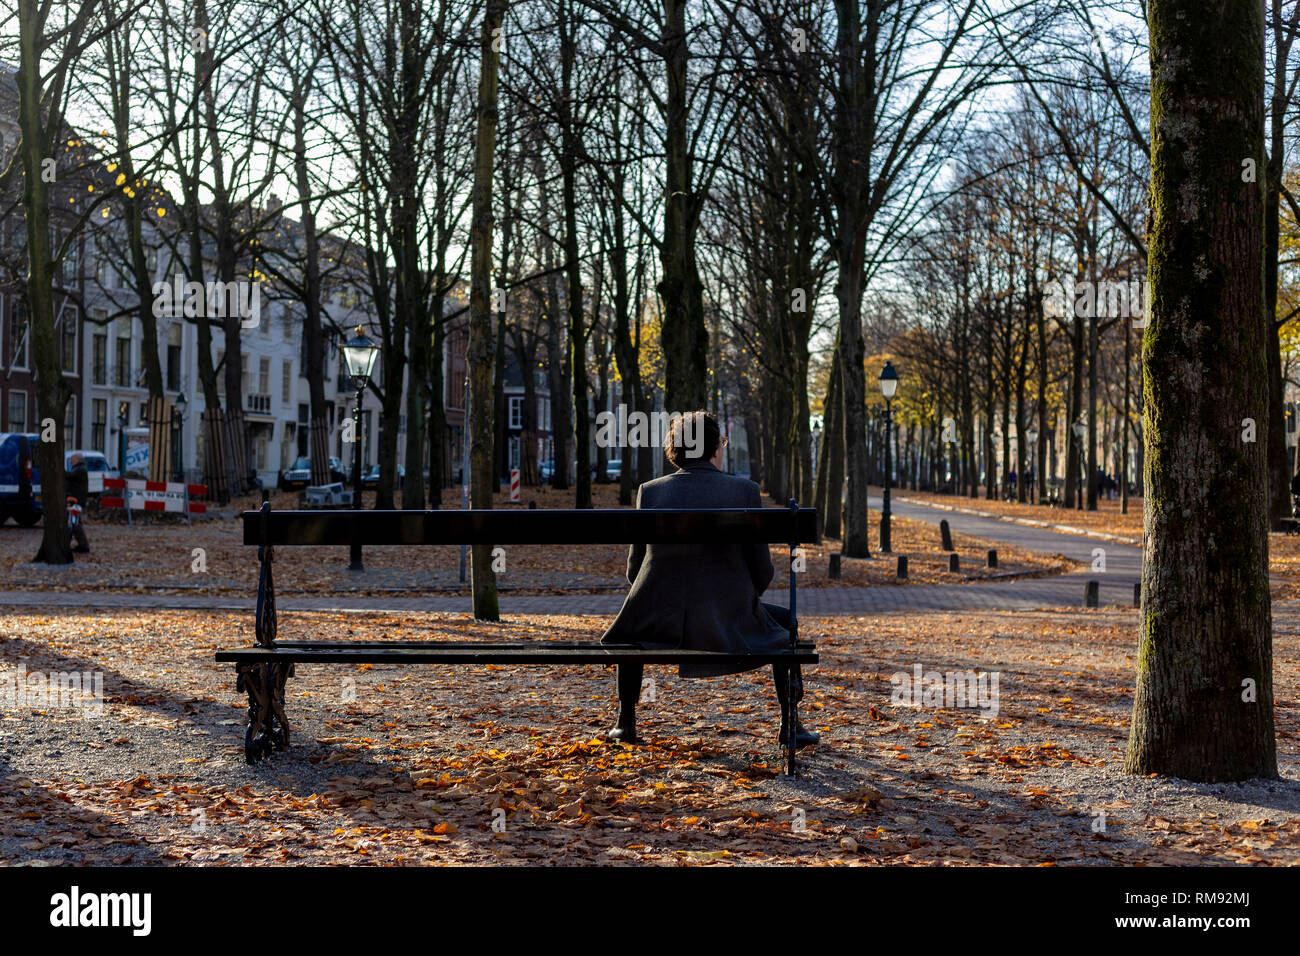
[60,305,79,375]
[9,299,30,371]
[8,389,28,432]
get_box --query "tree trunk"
[15,0,72,563]
[466,0,506,619]
[1125,0,1275,780]
[658,0,709,414]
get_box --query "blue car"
[0,432,43,527]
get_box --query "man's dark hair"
[664,410,722,468]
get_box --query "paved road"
[0,499,1140,615]
[879,495,1142,580]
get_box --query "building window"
[64,395,76,444]
[167,323,182,391]
[61,244,78,282]
[92,333,107,385]
[508,395,522,429]
[114,320,132,387]
[10,301,29,369]
[60,307,78,373]
[258,356,270,395]
[261,302,272,338]
[138,401,148,426]
[7,390,26,432]
[92,399,106,452]
[240,353,249,396]
[282,360,292,405]
[146,247,158,278]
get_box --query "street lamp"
[1026,425,1039,504]
[342,325,380,570]
[172,391,188,482]
[879,360,898,552]
[117,402,129,475]
[1072,419,1086,510]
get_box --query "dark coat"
[600,461,791,678]
[64,463,89,507]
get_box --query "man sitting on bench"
[600,410,819,749]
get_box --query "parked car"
[0,432,42,526]
[360,464,404,490]
[603,459,622,481]
[279,456,346,490]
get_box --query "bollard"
[897,555,908,580]
[829,553,842,579]
[1084,580,1099,608]
[987,549,997,569]
[528,500,537,510]
[940,519,954,551]
[1133,581,1140,607]
[948,552,960,573]
[261,486,271,505]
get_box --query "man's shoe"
[779,723,820,748]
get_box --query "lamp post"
[1026,425,1039,504]
[342,326,379,571]
[811,419,822,484]
[172,392,188,482]
[117,402,129,475]
[1072,419,1086,510]
[879,360,898,552]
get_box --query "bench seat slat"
[242,507,819,547]
[270,639,817,651]
[216,647,818,665]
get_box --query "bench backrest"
[242,505,820,547]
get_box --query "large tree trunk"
[658,0,709,414]
[16,0,71,563]
[1125,0,1276,781]
[289,83,332,487]
[1265,17,1291,530]
[466,0,506,620]
[560,3,591,508]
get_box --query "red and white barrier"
[101,479,207,524]
[510,468,520,502]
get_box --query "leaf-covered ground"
[1,605,1297,865]
[0,483,1069,595]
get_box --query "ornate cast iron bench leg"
[236,661,293,763]
[784,664,802,777]
[238,502,292,764]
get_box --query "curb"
[893,495,1143,547]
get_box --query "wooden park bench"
[215,501,821,774]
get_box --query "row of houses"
[0,66,572,491]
